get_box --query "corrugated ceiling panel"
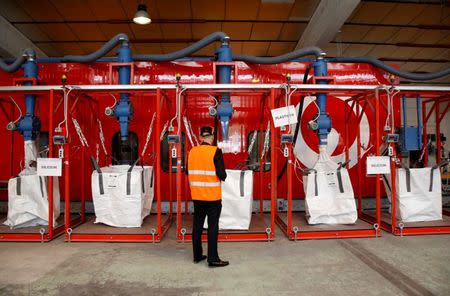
[229,41,243,55]
[16,0,63,21]
[289,0,319,20]
[14,24,51,42]
[87,0,126,20]
[322,44,350,57]
[39,24,77,41]
[79,42,109,54]
[193,43,216,56]
[387,28,422,43]
[99,24,135,39]
[278,23,306,41]
[349,2,396,24]
[222,23,252,40]
[0,0,32,22]
[388,47,422,60]
[156,0,192,19]
[267,42,295,56]
[192,23,222,39]
[52,43,85,55]
[381,3,426,25]
[257,2,293,20]
[409,5,449,26]
[401,62,424,72]
[250,23,283,40]
[362,27,400,43]
[191,0,225,19]
[242,42,269,56]
[36,43,61,56]
[413,30,449,44]
[68,24,105,41]
[161,42,190,54]
[343,44,374,56]
[226,0,259,20]
[133,43,163,55]
[413,48,447,60]
[337,25,371,42]
[50,0,96,21]
[160,24,192,39]
[131,24,164,39]
[416,62,450,73]
[365,45,396,59]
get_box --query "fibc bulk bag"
[383,167,442,222]
[91,165,154,228]
[4,170,60,229]
[303,148,357,225]
[205,169,253,230]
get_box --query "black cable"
[277,64,312,182]
[328,57,450,81]
[134,32,228,62]
[233,47,324,64]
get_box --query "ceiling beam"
[0,15,47,58]
[296,0,361,49]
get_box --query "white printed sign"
[366,156,391,175]
[37,158,62,176]
[271,105,298,128]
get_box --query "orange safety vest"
[188,145,222,201]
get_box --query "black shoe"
[193,255,207,263]
[208,260,229,267]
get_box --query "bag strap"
[239,171,245,197]
[404,167,411,192]
[429,160,449,192]
[127,158,145,195]
[16,176,21,196]
[336,160,351,194]
[90,155,104,195]
[39,176,45,198]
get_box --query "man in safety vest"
[187,126,229,267]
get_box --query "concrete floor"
[0,228,449,296]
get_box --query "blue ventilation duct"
[17,55,41,141]
[313,56,331,145]
[215,37,233,141]
[115,41,133,141]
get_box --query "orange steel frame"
[276,88,383,240]
[0,89,79,242]
[65,88,173,242]
[363,92,450,236]
[176,87,277,242]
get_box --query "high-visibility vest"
[188,145,222,201]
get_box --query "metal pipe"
[48,89,54,239]
[270,88,276,238]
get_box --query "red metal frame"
[65,88,173,242]
[212,62,239,84]
[364,93,450,236]
[276,88,383,240]
[176,87,277,242]
[0,89,68,242]
[108,62,135,85]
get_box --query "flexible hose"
[134,32,229,61]
[0,48,35,73]
[233,47,324,64]
[328,57,450,81]
[62,33,129,63]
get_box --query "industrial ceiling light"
[133,4,151,25]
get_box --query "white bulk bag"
[4,169,60,229]
[91,165,154,228]
[303,147,357,224]
[383,167,442,222]
[205,169,253,230]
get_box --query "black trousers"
[192,200,222,263]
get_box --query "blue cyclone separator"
[313,57,331,145]
[115,41,133,141]
[215,38,233,141]
[18,57,41,141]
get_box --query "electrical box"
[385,133,399,143]
[281,134,294,143]
[53,135,66,145]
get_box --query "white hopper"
[303,146,357,224]
[91,165,154,228]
